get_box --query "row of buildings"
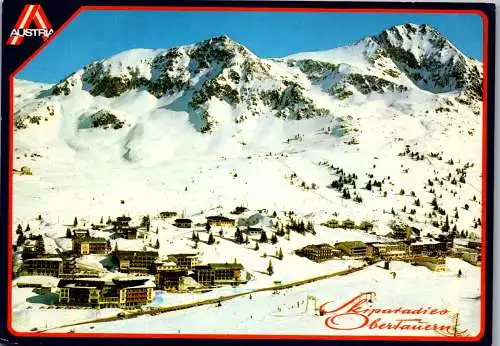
[55,254,246,308]
[295,238,480,271]
[295,239,453,263]
[20,251,246,309]
[173,215,236,228]
[57,277,155,309]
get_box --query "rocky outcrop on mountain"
[373,23,482,99]
[40,23,482,134]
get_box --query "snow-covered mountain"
[13,22,483,242]
[15,24,481,136]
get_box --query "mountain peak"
[374,23,452,57]
[196,34,251,55]
[370,23,482,98]
[210,34,231,42]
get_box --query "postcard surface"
[0,1,495,344]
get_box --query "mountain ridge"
[14,23,483,144]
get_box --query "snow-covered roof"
[386,250,406,255]
[371,242,405,248]
[24,257,62,262]
[157,261,177,267]
[115,238,148,251]
[15,276,60,287]
[124,280,156,289]
[412,238,441,245]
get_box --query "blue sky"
[17,10,484,83]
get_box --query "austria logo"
[7,4,53,46]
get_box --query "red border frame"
[7,5,489,341]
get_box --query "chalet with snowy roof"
[243,227,263,237]
[155,260,177,271]
[22,257,63,277]
[156,268,189,291]
[73,229,90,238]
[174,218,192,228]
[167,253,199,269]
[115,250,159,273]
[57,276,154,309]
[113,216,132,230]
[296,244,340,262]
[206,215,236,227]
[193,262,245,286]
[467,241,481,250]
[413,256,446,272]
[121,226,138,240]
[335,241,367,257]
[73,237,110,256]
[16,275,59,289]
[159,211,177,219]
[409,239,451,256]
[366,242,409,259]
[21,239,38,259]
[91,224,106,230]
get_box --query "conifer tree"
[299,220,306,233]
[208,232,215,245]
[278,248,283,260]
[235,228,244,244]
[365,180,372,191]
[16,233,26,247]
[73,217,78,227]
[260,230,268,243]
[267,260,274,276]
[35,236,45,255]
[442,215,450,233]
[271,233,278,244]
[66,228,72,238]
[431,197,438,210]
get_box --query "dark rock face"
[89,110,125,130]
[373,24,483,100]
[47,25,482,132]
